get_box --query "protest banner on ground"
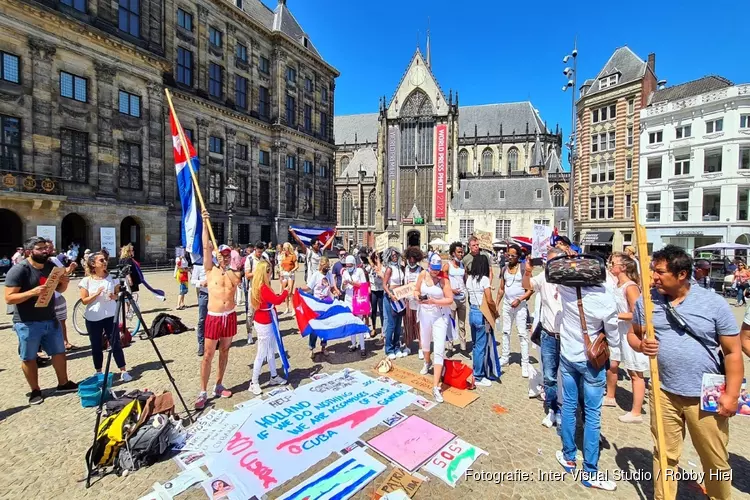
[182,409,250,454]
[531,224,553,259]
[391,283,416,302]
[367,416,454,472]
[372,467,423,499]
[379,365,478,408]
[422,438,487,487]
[208,370,414,497]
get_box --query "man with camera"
[629,245,742,500]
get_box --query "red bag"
[442,359,475,390]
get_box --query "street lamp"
[353,203,360,249]
[562,42,578,242]
[226,176,238,246]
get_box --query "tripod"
[85,265,193,488]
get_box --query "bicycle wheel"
[72,299,88,335]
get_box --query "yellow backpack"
[87,400,141,468]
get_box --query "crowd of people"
[3,224,750,496]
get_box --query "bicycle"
[73,279,141,336]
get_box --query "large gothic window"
[507,148,519,171]
[368,189,376,226]
[341,190,353,226]
[459,149,468,174]
[482,148,493,173]
[551,186,565,207]
[399,89,434,166]
[339,156,349,176]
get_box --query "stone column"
[249,134,259,214]
[146,83,164,202]
[196,118,210,190]
[197,6,209,94]
[272,48,284,124]
[28,37,56,175]
[94,62,118,197]
[313,151,320,218]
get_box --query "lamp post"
[226,176,238,246]
[353,203,360,250]
[562,41,578,242]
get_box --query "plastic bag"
[527,364,544,398]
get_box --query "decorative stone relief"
[28,37,56,60]
[94,62,117,84]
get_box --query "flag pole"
[164,88,218,252]
[633,203,669,495]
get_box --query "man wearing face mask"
[4,237,78,405]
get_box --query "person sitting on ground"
[194,210,243,410]
[79,251,132,382]
[4,236,78,405]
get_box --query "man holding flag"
[289,227,335,281]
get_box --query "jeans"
[197,289,208,349]
[541,329,560,413]
[86,316,126,370]
[559,356,606,473]
[370,290,384,330]
[737,283,747,304]
[308,333,327,350]
[383,295,403,355]
[469,306,488,379]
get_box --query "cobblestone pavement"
[1,270,749,500]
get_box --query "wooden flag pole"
[633,203,669,495]
[164,88,219,253]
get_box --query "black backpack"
[142,313,191,339]
[116,416,172,472]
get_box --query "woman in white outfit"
[495,245,533,377]
[605,252,647,423]
[414,254,455,403]
[341,255,368,357]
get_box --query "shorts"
[205,311,237,340]
[54,295,68,321]
[179,283,188,295]
[14,320,66,361]
[281,271,294,280]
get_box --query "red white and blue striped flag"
[292,290,369,341]
[290,226,335,247]
[170,109,203,257]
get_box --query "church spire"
[425,18,431,68]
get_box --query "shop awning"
[581,231,614,245]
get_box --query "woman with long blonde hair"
[250,260,290,395]
[279,242,298,314]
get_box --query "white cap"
[345,255,356,265]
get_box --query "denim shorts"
[14,320,66,361]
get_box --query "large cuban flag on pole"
[292,290,370,342]
[170,110,202,258]
[289,226,335,247]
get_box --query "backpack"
[143,313,190,339]
[116,416,173,472]
[86,399,141,468]
[105,389,154,416]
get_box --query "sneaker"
[120,371,133,383]
[29,389,44,405]
[246,334,254,346]
[542,409,555,428]
[521,364,529,378]
[555,412,562,428]
[388,353,397,360]
[55,380,78,393]
[269,376,287,386]
[213,384,232,398]
[401,347,411,356]
[556,450,576,474]
[500,358,509,367]
[420,362,432,375]
[582,478,617,491]
[475,378,492,387]
[418,350,424,360]
[360,349,367,358]
[618,412,643,424]
[603,397,617,407]
[194,392,208,410]
[432,386,444,403]
[250,383,263,396]
[395,350,406,358]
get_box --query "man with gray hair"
[523,247,564,428]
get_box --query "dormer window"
[598,74,619,90]
[464,191,470,200]
[499,190,505,200]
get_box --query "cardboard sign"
[375,233,389,253]
[376,365,479,408]
[422,438,487,487]
[367,416,454,473]
[391,282,416,302]
[372,468,423,499]
[532,224,553,259]
[473,230,493,251]
[35,266,65,308]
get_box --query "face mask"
[31,252,48,264]
[346,266,354,274]
[409,262,419,269]
[453,256,461,262]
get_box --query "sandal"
[65,344,79,352]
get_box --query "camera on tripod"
[111,264,132,281]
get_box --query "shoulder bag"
[576,287,609,370]
[663,301,725,374]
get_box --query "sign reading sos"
[429,440,465,469]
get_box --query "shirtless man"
[195,209,243,410]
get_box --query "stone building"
[573,46,657,254]
[334,46,565,249]
[0,0,337,262]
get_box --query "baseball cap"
[345,255,356,265]
[429,254,442,271]
[218,244,232,254]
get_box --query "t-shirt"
[466,276,491,307]
[306,249,322,277]
[244,253,269,277]
[5,260,57,323]
[11,252,24,265]
[341,267,366,303]
[367,265,384,291]
[530,272,563,334]
[281,253,297,272]
[79,275,117,321]
[634,285,738,397]
[332,261,344,290]
[307,271,335,300]
[558,284,620,364]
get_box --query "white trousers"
[418,309,448,366]
[501,301,529,364]
[252,322,278,383]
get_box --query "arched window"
[458,149,468,174]
[551,186,565,207]
[507,148,519,172]
[339,156,349,176]
[368,189,376,226]
[341,190,353,226]
[481,148,493,173]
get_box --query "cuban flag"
[290,226,335,247]
[292,290,369,342]
[170,110,202,258]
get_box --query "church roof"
[459,102,547,136]
[334,113,380,145]
[583,46,648,98]
[649,76,733,105]
[545,149,563,174]
[388,48,447,110]
[452,177,553,211]
[340,147,377,178]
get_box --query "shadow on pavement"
[730,453,750,494]
[0,404,28,422]
[129,359,174,381]
[613,444,654,500]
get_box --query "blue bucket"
[78,373,114,408]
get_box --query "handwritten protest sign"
[531,224,553,259]
[422,438,487,487]
[375,233,389,253]
[35,266,65,308]
[372,468,423,499]
[391,283,416,302]
[208,370,415,497]
[473,230,493,251]
[183,409,250,454]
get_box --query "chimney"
[647,53,655,74]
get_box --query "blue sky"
[269,0,747,170]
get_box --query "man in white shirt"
[192,258,208,356]
[11,247,24,265]
[244,241,269,344]
[554,278,619,491]
[523,247,564,428]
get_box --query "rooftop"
[452,177,553,211]
[649,76,733,105]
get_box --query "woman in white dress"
[606,253,647,423]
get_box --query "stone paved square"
[1,270,749,499]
